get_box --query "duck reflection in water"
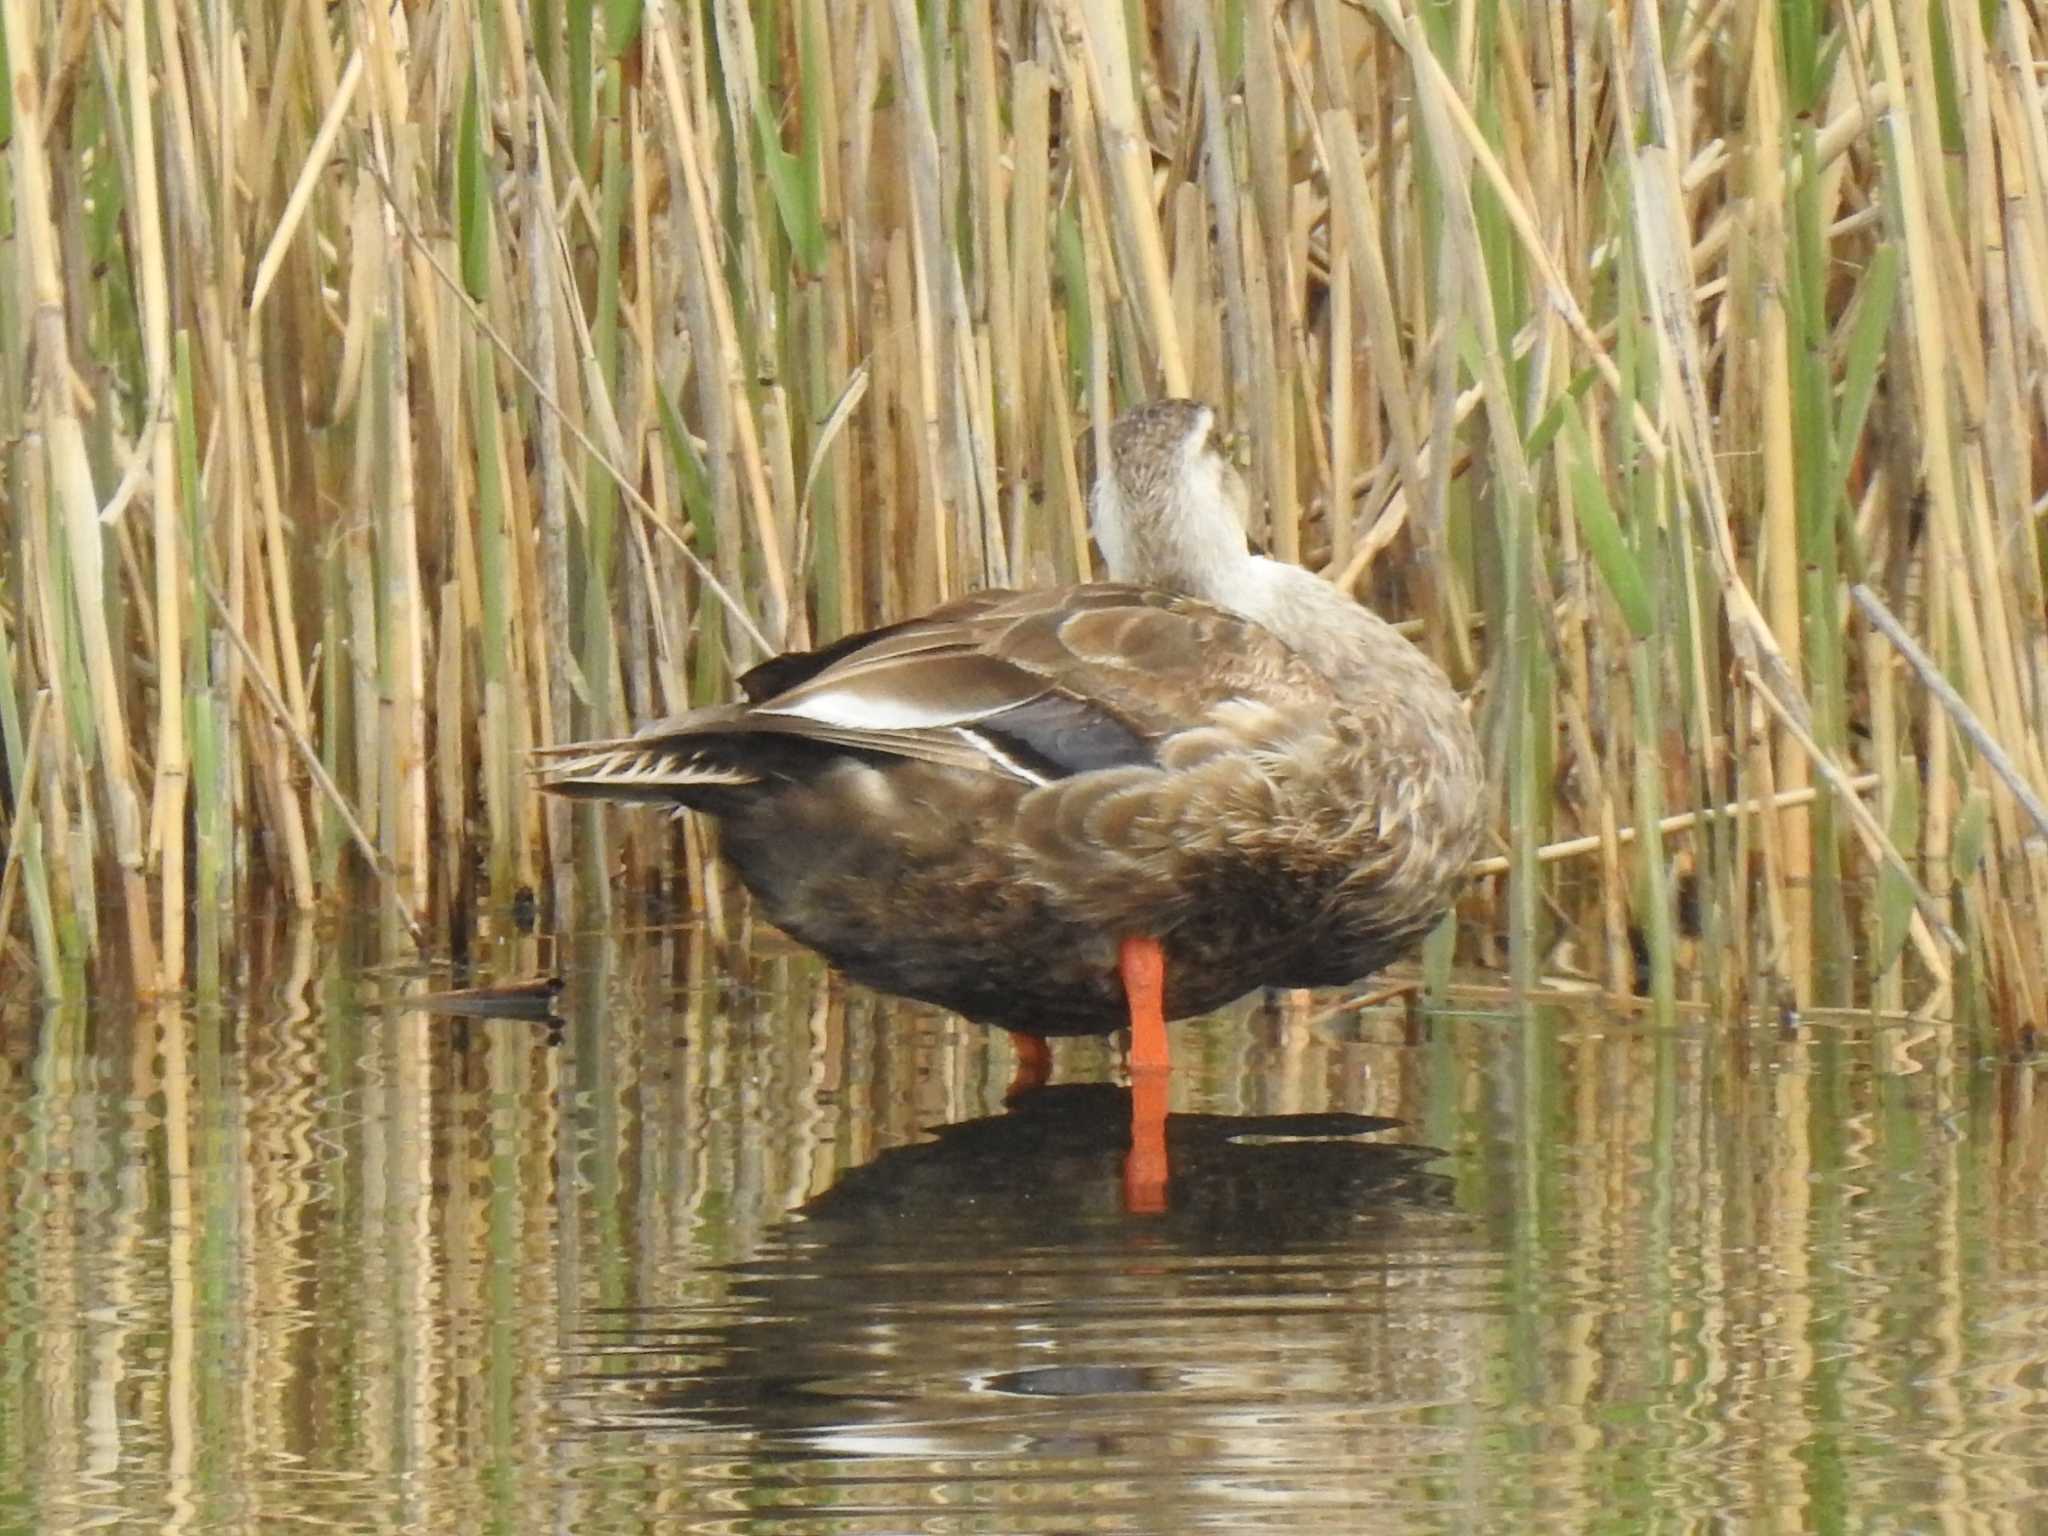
[560,1084,1459,1463]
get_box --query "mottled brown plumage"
[542,400,1485,1037]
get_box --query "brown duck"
[543,400,1485,1087]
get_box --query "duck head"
[1089,399,1253,601]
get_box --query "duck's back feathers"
[541,585,1333,803]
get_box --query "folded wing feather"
[543,585,1333,797]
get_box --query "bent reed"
[2,1,2046,1038]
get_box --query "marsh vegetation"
[6,7,2048,1527]
[3,0,2048,1039]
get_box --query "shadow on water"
[561,1083,1462,1466]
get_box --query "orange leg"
[1118,936,1170,1073]
[1123,1070,1170,1214]
[1003,1030,1053,1099]
[1119,936,1171,1212]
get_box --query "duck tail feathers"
[537,744,760,806]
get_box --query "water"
[3,922,2045,1533]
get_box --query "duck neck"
[1095,473,1251,601]
[1232,558,1468,724]
[1101,457,1469,738]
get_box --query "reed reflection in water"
[1,919,2045,1533]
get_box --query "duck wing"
[983,588,1333,754]
[731,587,1024,702]
[540,585,1327,801]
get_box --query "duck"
[542,399,1484,1110]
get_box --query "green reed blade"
[1834,244,1899,470]
[1952,789,1991,881]
[1873,763,1919,976]
[1562,407,1652,641]
[567,0,593,171]
[457,70,490,300]
[176,333,223,992]
[654,388,726,705]
[603,0,640,58]
[753,98,825,275]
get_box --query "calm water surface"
[3,921,2045,1533]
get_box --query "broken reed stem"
[1745,668,1956,971]
[1851,584,2048,846]
[1470,775,1883,879]
[247,50,366,318]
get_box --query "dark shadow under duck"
[542,400,1484,1066]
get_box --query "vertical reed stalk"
[6,0,157,986]
[0,685,59,990]
[124,0,186,988]
[1746,2,1813,991]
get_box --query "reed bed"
[2,0,2045,1034]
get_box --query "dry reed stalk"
[1744,2,1813,988]
[0,692,53,982]
[1324,108,1425,563]
[121,0,186,989]
[1240,5,1298,565]
[1469,776,1883,879]
[1324,182,1355,568]
[1187,7,1256,430]
[7,0,157,987]
[436,579,464,911]
[383,278,430,917]
[240,352,315,908]
[1009,63,1057,566]
[648,0,789,644]
[881,0,983,590]
[1067,0,1188,400]
[1852,586,2048,844]
[526,105,574,914]
[204,572,425,945]
[963,6,1013,475]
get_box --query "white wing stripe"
[759,686,1012,731]
[958,728,1049,786]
